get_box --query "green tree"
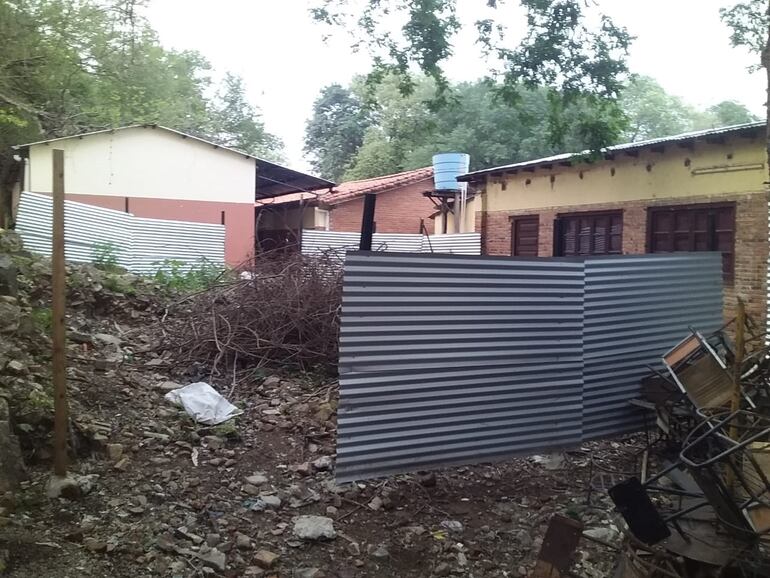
[304,84,372,180]
[705,100,760,126]
[721,0,770,182]
[311,0,633,151]
[619,76,704,141]
[209,73,283,161]
[0,0,282,226]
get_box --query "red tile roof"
[319,166,433,206]
[254,166,434,208]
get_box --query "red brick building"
[255,167,437,250]
[456,123,768,325]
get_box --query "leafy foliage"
[306,74,757,181]
[311,0,632,150]
[152,259,227,292]
[0,0,282,225]
[304,84,373,180]
[91,242,121,272]
[720,0,769,57]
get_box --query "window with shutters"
[554,211,623,257]
[511,216,540,256]
[647,203,735,282]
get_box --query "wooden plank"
[530,515,583,577]
[52,149,69,477]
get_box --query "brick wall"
[328,181,437,234]
[478,192,769,325]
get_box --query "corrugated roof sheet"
[459,122,765,181]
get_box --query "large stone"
[0,301,20,333]
[46,474,82,500]
[253,549,280,569]
[0,255,17,297]
[0,398,25,493]
[198,548,226,572]
[293,516,336,541]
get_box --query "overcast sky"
[146,0,765,172]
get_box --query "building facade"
[458,123,768,324]
[14,125,332,265]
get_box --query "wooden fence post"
[51,149,68,477]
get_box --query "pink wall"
[65,193,254,266]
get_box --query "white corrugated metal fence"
[301,229,480,257]
[15,192,225,273]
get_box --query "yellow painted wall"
[433,196,479,234]
[481,136,766,212]
[257,204,321,230]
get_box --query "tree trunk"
[765,0,770,188]
[0,151,21,230]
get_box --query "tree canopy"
[304,74,760,181]
[312,0,633,151]
[0,0,282,224]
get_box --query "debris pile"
[607,318,770,576]
[165,251,343,375]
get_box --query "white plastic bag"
[164,382,242,425]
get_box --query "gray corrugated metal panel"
[337,251,725,482]
[581,253,723,439]
[15,192,225,274]
[337,252,585,482]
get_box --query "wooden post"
[730,298,745,432]
[51,149,69,477]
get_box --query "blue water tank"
[432,152,470,192]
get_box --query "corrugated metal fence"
[337,252,723,482]
[301,229,480,258]
[15,192,225,273]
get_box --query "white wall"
[28,127,255,203]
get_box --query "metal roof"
[458,121,765,182]
[13,124,335,199]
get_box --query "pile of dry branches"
[166,251,343,375]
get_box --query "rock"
[156,534,176,552]
[0,255,17,297]
[114,457,130,471]
[532,453,565,471]
[326,506,338,516]
[294,569,324,578]
[4,360,26,375]
[434,562,451,577]
[93,333,122,347]
[158,380,183,392]
[69,332,93,344]
[235,532,251,550]
[311,456,332,471]
[258,494,282,509]
[176,527,204,545]
[440,520,463,533]
[46,474,81,500]
[205,533,221,547]
[0,301,20,333]
[584,526,620,543]
[198,548,226,572]
[514,528,533,549]
[253,549,280,569]
[293,516,336,541]
[313,403,334,423]
[83,537,108,552]
[106,443,124,461]
[418,472,437,487]
[245,473,268,485]
[204,435,225,450]
[245,567,265,576]
[262,375,281,387]
[80,515,99,532]
[292,462,312,477]
[367,496,383,511]
[244,483,265,496]
[370,543,389,559]
[77,474,99,495]
[0,398,25,493]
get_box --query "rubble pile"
[608,322,770,576]
[0,229,636,577]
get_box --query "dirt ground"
[1,348,637,578]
